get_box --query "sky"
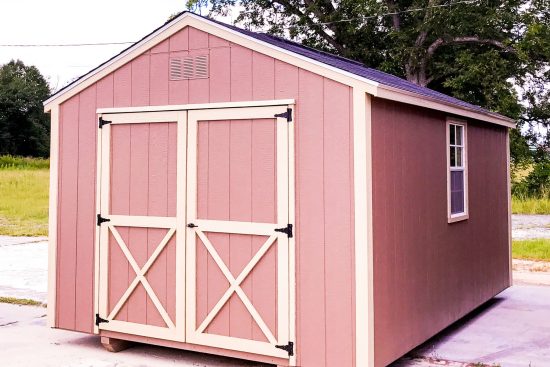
[0,0,227,92]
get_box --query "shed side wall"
[55,26,355,367]
[371,98,510,367]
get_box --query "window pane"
[450,125,455,145]
[456,125,463,145]
[451,170,465,214]
[450,147,456,166]
[456,147,463,167]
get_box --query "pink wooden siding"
[107,122,178,326]
[55,26,355,366]
[371,98,510,367]
[195,117,278,341]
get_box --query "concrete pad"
[394,285,550,367]
[0,303,266,367]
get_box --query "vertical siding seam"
[321,77,327,365]
[349,86,355,367]
[74,94,81,330]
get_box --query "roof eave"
[375,84,516,128]
[43,11,516,128]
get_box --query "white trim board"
[43,12,514,127]
[47,105,59,328]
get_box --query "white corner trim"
[353,87,374,366]
[47,105,60,328]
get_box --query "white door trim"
[185,105,294,359]
[95,110,187,342]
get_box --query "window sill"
[448,213,468,223]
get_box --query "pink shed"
[44,12,514,367]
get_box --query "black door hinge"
[275,224,293,238]
[274,108,292,122]
[275,341,294,356]
[98,117,112,129]
[97,214,111,226]
[95,313,109,326]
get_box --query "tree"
[187,0,550,161]
[0,60,51,157]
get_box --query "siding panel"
[372,99,509,367]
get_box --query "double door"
[95,104,294,359]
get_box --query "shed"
[44,11,514,367]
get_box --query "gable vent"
[170,55,209,80]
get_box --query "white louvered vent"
[170,55,209,80]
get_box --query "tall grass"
[512,195,550,214]
[0,156,49,236]
[0,155,49,170]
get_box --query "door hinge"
[274,108,292,122]
[98,117,112,129]
[275,341,294,356]
[275,224,293,238]
[95,314,109,326]
[97,214,111,226]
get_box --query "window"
[447,120,468,222]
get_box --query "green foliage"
[513,160,550,197]
[513,238,550,261]
[187,0,550,161]
[0,60,51,157]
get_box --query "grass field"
[512,197,550,214]
[0,156,49,236]
[512,238,550,261]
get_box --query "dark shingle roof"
[46,11,511,123]
[207,16,495,116]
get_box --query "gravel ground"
[512,214,550,239]
[0,236,48,302]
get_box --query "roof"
[44,11,514,127]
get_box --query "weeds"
[0,296,45,307]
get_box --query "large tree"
[0,60,51,157]
[187,0,550,161]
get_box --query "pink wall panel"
[371,99,510,366]
[75,85,97,332]
[150,53,169,105]
[56,25,356,366]
[169,27,189,52]
[131,55,150,106]
[296,70,327,367]
[57,95,79,330]
[322,80,354,367]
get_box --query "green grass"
[0,296,45,307]
[512,196,550,214]
[0,157,49,236]
[0,155,49,170]
[512,238,550,261]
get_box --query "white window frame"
[447,119,469,223]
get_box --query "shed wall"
[371,98,510,366]
[55,26,355,366]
